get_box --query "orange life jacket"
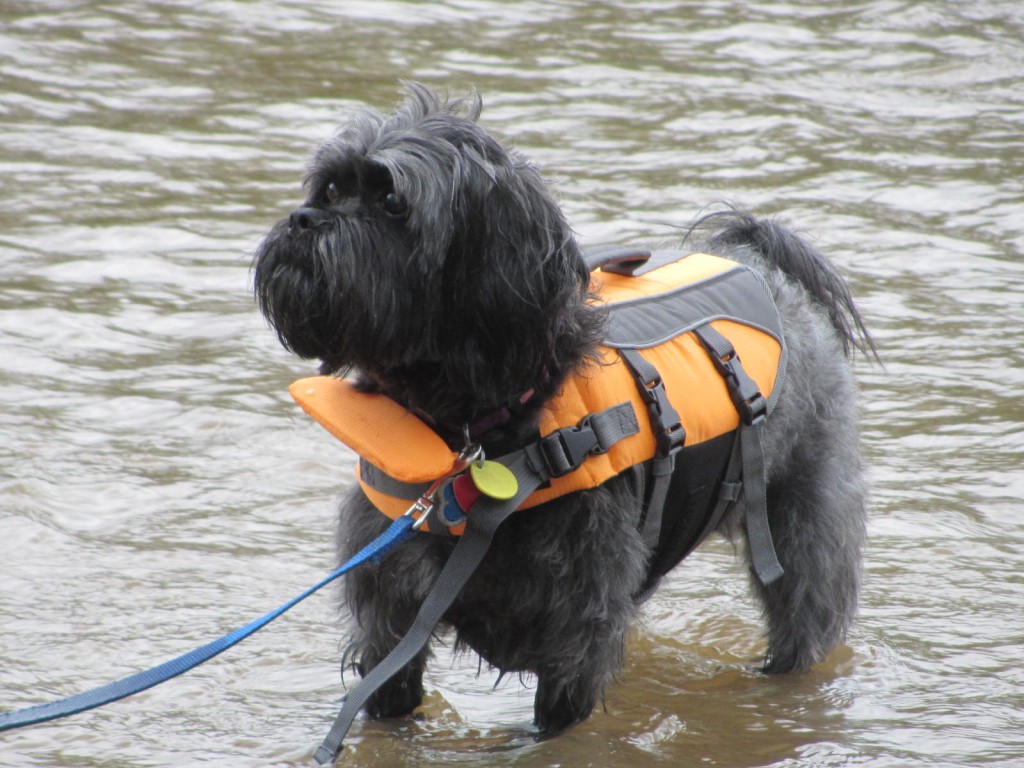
[291,249,786,543]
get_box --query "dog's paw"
[359,662,425,719]
[533,677,597,735]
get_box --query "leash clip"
[406,444,482,530]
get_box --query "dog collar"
[406,369,550,443]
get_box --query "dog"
[253,83,874,738]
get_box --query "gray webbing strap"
[314,403,640,764]
[693,324,784,587]
[692,324,770,424]
[739,422,783,585]
[618,348,685,551]
[640,453,674,550]
[314,450,542,765]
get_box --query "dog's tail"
[695,210,879,362]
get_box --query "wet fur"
[253,84,873,734]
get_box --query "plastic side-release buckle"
[537,414,606,479]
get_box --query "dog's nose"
[289,207,329,231]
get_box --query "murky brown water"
[2,2,1023,767]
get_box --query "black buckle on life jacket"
[619,349,686,459]
[536,415,606,478]
[708,348,767,426]
[642,378,687,457]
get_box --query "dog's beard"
[254,213,440,374]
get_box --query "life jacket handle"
[582,245,652,275]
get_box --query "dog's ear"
[439,157,595,396]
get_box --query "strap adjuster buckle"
[710,351,767,426]
[639,378,686,457]
[657,422,687,456]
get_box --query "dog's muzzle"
[289,206,331,232]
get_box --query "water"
[2,2,1022,766]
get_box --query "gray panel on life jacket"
[601,261,784,350]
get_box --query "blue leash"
[0,515,414,733]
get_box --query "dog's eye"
[325,182,340,204]
[381,192,408,217]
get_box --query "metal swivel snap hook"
[407,443,482,530]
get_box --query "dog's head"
[254,83,599,428]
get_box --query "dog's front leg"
[530,595,636,735]
[520,487,646,735]
[338,490,451,719]
[350,639,429,719]
[343,552,441,717]
[533,664,605,735]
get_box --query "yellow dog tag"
[469,460,519,500]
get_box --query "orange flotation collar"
[291,252,785,534]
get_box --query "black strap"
[692,324,768,426]
[693,324,784,586]
[355,404,641,535]
[530,402,639,479]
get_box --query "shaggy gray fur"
[253,83,874,735]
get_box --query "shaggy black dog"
[253,84,874,738]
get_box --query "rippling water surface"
[2,2,1023,767]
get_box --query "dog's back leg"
[755,452,867,673]
[749,367,868,674]
[699,210,872,673]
